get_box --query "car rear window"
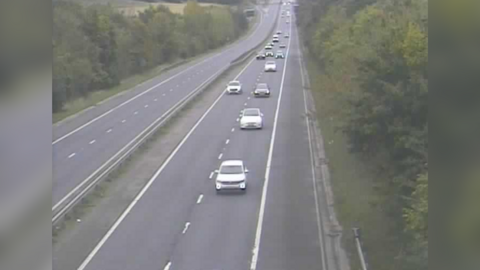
[229,82,240,86]
[243,109,260,116]
[220,165,243,174]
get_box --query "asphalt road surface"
[52,3,281,210]
[75,6,326,270]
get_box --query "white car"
[276,30,282,35]
[215,160,248,192]
[226,80,242,94]
[264,61,277,72]
[265,44,273,50]
[284,33,290,38]
[273,34,279,39]
[240,108,263,129]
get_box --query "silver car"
[215,160,248,192]
[240,108,264,129]
[254,83,271,97]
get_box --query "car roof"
[221,160,244,166]
[257,83,268,87]
[266,61,276,64]
[229,80,240,84]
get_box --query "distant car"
[256,53,266,60]
[276,30,282,35]
[273,34,279,39]
[215,160,248,192]
[284,33,290,38]
[275,51,285,59]
[226,80,242,94]
[286,20,290,24]
[268,42,275,47]
[254,83,271,98]
[264,61,277,72]
[265,51,274,57]
[272,38,279,43]
[279,44,286,48]
[265,44,273,50]
[240,108,264,129]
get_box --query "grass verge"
[304,51,404,270]
[53,8,259,124]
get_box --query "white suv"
[264,61,277,72]
[215,160,248,192]
[226,80,242,94]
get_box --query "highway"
[52,3,281,211]
[75,6,327,270]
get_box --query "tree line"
[297,0,427,269]
[53,0,248,112]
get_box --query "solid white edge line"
[250,11,291,270]
[53,66,227,213]
[53,7,266,146]
[299,35,328,270]
[76,56,257,270]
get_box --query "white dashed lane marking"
[218,153,223,160]
[154,98,158,102]
[122,120,126,123]
[163,262,172,270]
[182,222,191,234]
[145,105,149,108]
[231,128,235,132]
[89,140,96,145]
[134,111,138,115]
[226,139,230,145]
[197,194,204,204]
[209,172,214,179]
[106,129,112,133]
[68,153,76,159]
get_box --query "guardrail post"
[353,227,369,270]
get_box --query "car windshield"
[219,165,243,174]
[229,82,240,86]
[243,109,260,116]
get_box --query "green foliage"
[298,0,427,269]
[53,0,248,113]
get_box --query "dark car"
[256,53,266,60]
[254,83,271,97]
